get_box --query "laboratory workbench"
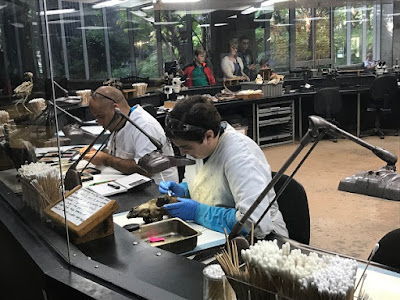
[0,172,399,299]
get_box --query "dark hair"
[239,35,250,42]
[165,95,221,143]
[259,58,268,66]
[194,48,206,56]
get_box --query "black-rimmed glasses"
[91,91,117,103]
[165,114,206,133]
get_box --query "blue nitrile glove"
[194,204,237,233]
[163,197,200,221]
[194,204,248,235]
[159,181,187,197]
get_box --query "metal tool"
[160,173,172,197]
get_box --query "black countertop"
[0,179,205,299]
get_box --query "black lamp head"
[138,151,195,174]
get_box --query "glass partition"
[0,0,399,275]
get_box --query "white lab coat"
[183,123,288,238]
[108,105,178,184]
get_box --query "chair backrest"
[313,87,342,119]
[369,75,398,108]
[371,228,400,271]
[272,172,310,245]
[141,103,157,118]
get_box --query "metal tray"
[133,218,201,254]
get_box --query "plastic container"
[241,82,283,97]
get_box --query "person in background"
[182,48,216,87]
[238,35,257,80]
[364,53,377,69]
[258,58,273,81]
[221,39,250,82]
[259,58,270,70]
[83,86,178,184]
[159,95,288,238]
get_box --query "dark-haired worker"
[159,95,288,238]
[83,85,178,184]
[182,48,216,87]
[238,35,257,80]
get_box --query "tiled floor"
[263,135,400,259]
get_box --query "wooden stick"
[224,228,232,263]
[251,222,254,246]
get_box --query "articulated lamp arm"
[229,115,398,240]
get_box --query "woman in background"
[221,39,250,81]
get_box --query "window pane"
[64,2,85,79]
[130,9,157,78]
[84,5,107,79]
[366,5,374,56]
[160,11,187,69]
[350,6,363,64]
[270,9,289,70]
[106,9,130,78]
[295,8,312,61]
[333,6,347,65]
[315,8,331,60]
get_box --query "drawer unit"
[256,100,295,147]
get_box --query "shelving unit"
[255,100,295,147]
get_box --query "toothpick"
[251,222,254,246]
[355,243,379,292]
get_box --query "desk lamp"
[114,108,195,174]
[229,115,399,240]
[64,107,195,190]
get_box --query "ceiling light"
[48,20,80,24]
[242,7,256,15]
[273,23,293,27]
[161,0,202,2]
[254,18,271,22]
[199,24,210,27]
[40,8,76,16]
[77,26,110,30]
[142,5,154,10]
[173,9,215,15]
[214,23,228,27]
[261,0,290,6]
[131,10,147,17]
[228,15,237,19]
[92,0,127,9]
[294,17,328,21]
[153,21,179,25]
[144,17,155,23]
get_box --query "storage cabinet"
[255,100,295,147]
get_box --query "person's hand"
[159,181,185,197]
[83,150,109,166]
[244,75,250,81]
[163,197,200,221]
[79,146,90,155]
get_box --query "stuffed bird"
[14,72,34,114]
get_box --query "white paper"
[81,126,109,135]
[51,188,111,226]
[87,182,127,197]
[115,173,151,189]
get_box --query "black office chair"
[272,172,310,245]
[313,87,343,142]
[141,103,157,118]
[370,228,400,271]
[361,75,398,139]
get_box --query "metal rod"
[253,132,324,230]
[229,130,315,240]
